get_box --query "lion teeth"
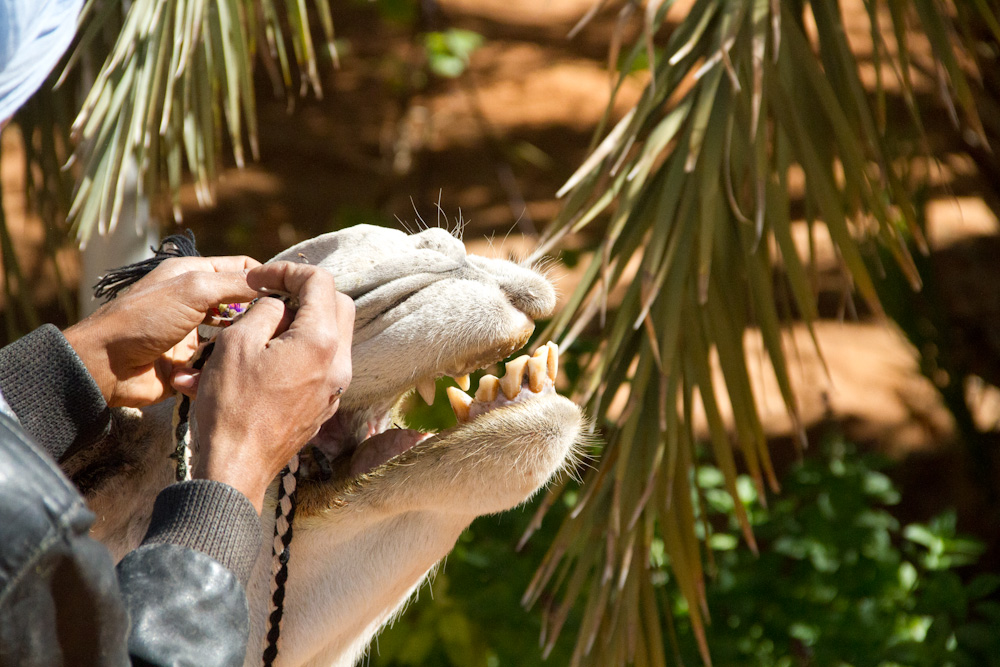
[445,343,563,423]
[476,375,499,402]
[446,386,472,422]
[415,377,437,405]
[500,355,530,399]
[527,355,547,392]
[546,341,559,381]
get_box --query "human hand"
[64,256,261,408]
[188,262,354,512]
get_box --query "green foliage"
[51,0,339,244]
[7,2,999,662]
[423,30,484,79]
[365,0,419,26]
[668,437,1000,667]
[373,436,998,667]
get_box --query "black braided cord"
[264,460,300,667]
[170,341,215,481]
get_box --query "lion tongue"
[349,429,429,476]
[308,413,356,461]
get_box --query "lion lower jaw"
[305,339,565,489]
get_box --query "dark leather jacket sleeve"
[0,411,130,667]
[0,326,263,667]
[118,545,252,667]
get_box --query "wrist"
[192,451,270,514]
[63,321,116,404]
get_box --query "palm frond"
[526,0,995,663]
[50,0,336,245]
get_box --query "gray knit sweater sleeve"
[0,324,262,585]
[0,324,111,462]
[142,480,262,585]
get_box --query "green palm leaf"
[45,0,336,245]
[525,0,994,663]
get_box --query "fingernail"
[171,370,198,390]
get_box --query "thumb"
[168,270,260,319]
[171,368,201,398]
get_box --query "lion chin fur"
[74,225,585,667]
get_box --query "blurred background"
[3,0,1000,664]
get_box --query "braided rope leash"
[171,341,215,481]
[171,308,245,481]
[264,455,300,666]
[170,315,301,664]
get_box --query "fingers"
[171,368,200,398]
[203,256,262,273]
[245,261,318,295]
[246,262,353,413]
[335,292,356,333]
[247,262,342,339]
[169,270,259,314]
[330,292,355,393]
[151,255,261,281]
[219,296,291,349]
[121,256,260,330]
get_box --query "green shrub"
[670,437,1000,667]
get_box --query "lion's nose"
[501,269,556,320]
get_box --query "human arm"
[0,257,353,665]
[0,253,353,550]
[0,255,260,463]
[0,256,266,666]
[0,324,114,463]
[183,261,355,511]
[1,2,295,662]
[0,254,269,584]
[0,410,251,667]
[116,261,354,663]
[63,255,261,409]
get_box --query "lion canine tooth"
[500,355,530,399]
[527,356,547,392]
[546,341,559,381]
[446,386,472,422]
[416,377,437,405]
[454,374,471,391]
[476,375,499,402]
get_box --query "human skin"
[65,255,262,408]
[64,257,355,512]
[189,262,354,512]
